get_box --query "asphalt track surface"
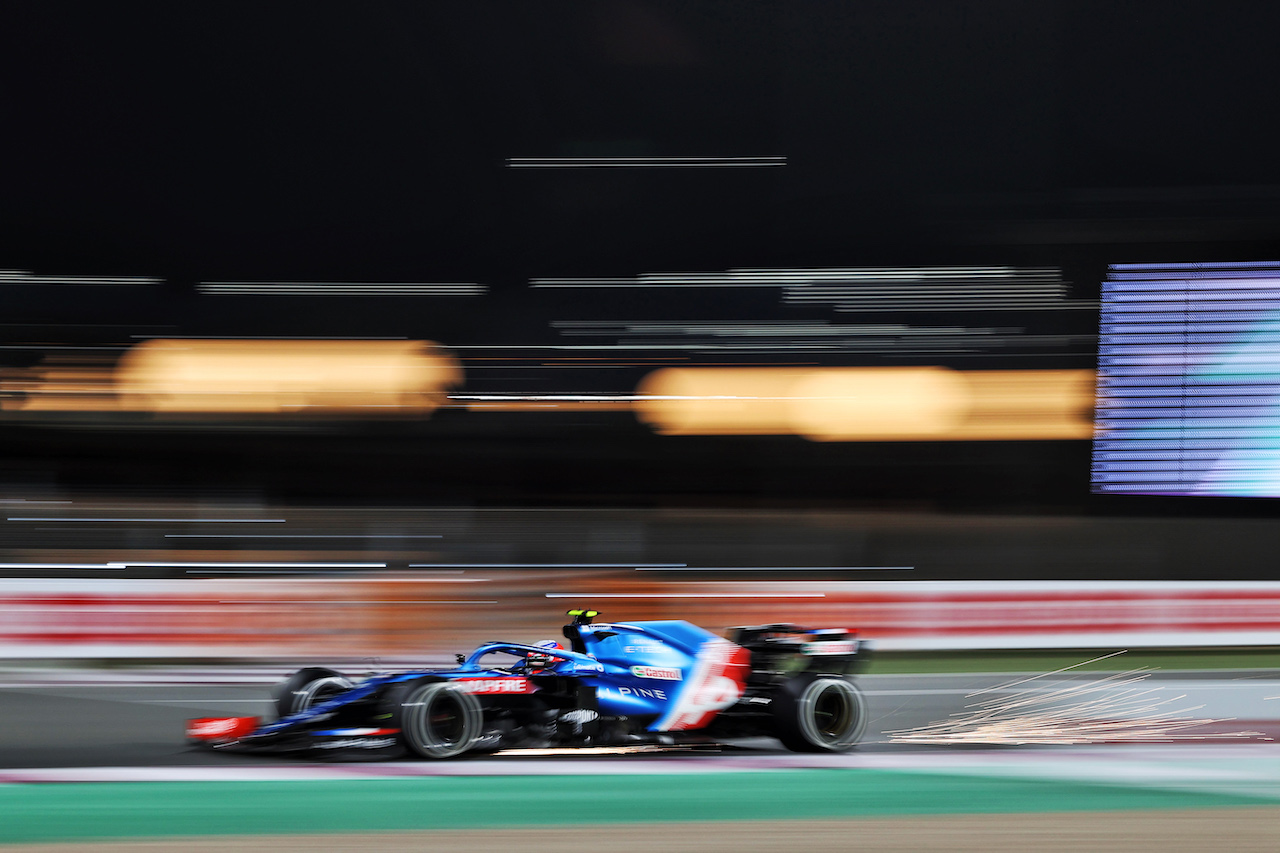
[5,670,969,768]
[2,668,1279,768]
[2,669,1279,849]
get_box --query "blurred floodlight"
[790,368,969,440]
[958,369,1097,440]
[631,368,803,434]
[115,339,462,415]
[635,367,1094,441]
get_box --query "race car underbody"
[187,611,869,758]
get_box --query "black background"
[4,2,1280,516]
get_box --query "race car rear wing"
[724,624,870,678]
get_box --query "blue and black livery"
[186,610,869,757]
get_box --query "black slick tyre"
[395,680,483,759]
[771,675,867,752]
[273,667,355,719]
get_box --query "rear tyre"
[273,667,355,719]
[772,676,867,752]
[397,680,483,759]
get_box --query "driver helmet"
[526,639,563,671]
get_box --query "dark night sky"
[5,2,1280,513]
[5,1,1280,282]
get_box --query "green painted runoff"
[1,770,1275,844]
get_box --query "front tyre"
[273,667,355,719]
[398,681,483,759]
[772,676,867,752]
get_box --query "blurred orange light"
[636,367,1095,441]
[114,339,462,415]
[632,368,806,435]
[790,368,970,441]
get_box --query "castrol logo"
[631,665,682,681]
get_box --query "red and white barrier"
[3,577,1280,658]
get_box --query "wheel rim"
[292,676,352,715]
[404,683,479,758]
[426,694,466,747]
[812,685,853,741]
[799,679,866,750]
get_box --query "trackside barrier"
[2,577,1280,658]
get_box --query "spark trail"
[886,654,1266,745]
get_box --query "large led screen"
[1092,261,1280,496]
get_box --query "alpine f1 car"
[187,610,869,758]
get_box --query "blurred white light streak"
[793,286,1055,294]
[506,156,785,168]
[533,278,784,288]
[8,518,287,523]
[0,563,124,570]
[534,266,1056,288]
[556,322,982,337]
[185,570,365,576]
[531,266,1095,313]
[0,270,162,285]
[808,303,1083,313]
[542,320,1087,356]
[199,282,487,296]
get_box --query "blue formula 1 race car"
[186,610,869,758]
